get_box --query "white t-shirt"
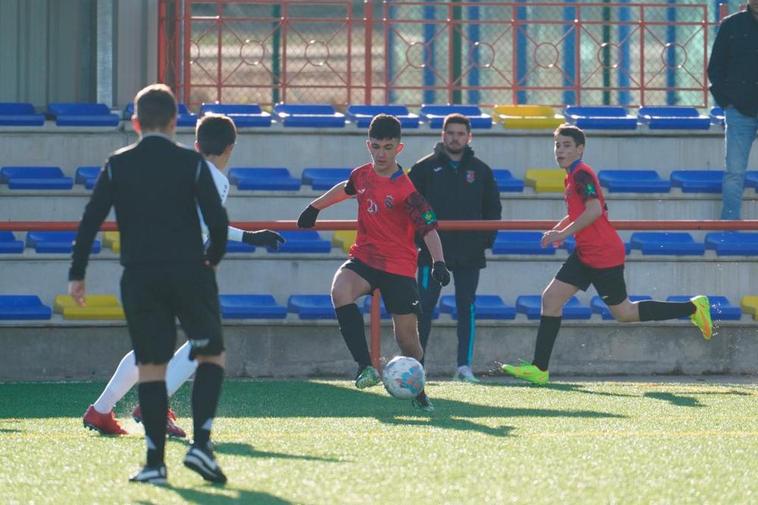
[199,160,244,242]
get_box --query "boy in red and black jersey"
[297,114,450,411]
[500,124,713,385]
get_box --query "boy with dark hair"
[297,114,450,411]
[500,124,713,385]
[82,113,283,441]
[70,83,232,485]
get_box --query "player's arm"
[541,200,602,247]
[297,180,352,228]
[406,191,450,286]
[68,163,115,306]
[196,160,230,266]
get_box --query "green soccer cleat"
[355,365,381,389]
[501,361,549,385]
[690,295,713,340]
[411,391,434,412]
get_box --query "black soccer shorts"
[555,251,628,306]
[341,258,422,316]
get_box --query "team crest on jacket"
[466,170,475,183]
[384,194,394,209]
[367,199,379,214]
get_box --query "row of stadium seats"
[2,293,756,322]
[0,102,727,130]
[0,294,758,321]
[3,230,758,256]
[5,165,756,194]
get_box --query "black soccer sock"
[532,316,562,371]
[192,362,224,448]
[137,381,168,467]
[638,300,696,321]
[335,304,371,369]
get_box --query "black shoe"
[128,464,167,485]
[184,443,227,484]
[411,391,434,412]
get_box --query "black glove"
[242,230,285,251]
[431,261,451,286]
[297,205,320,228]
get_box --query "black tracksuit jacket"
[408,143,502,269]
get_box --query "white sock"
[166,342,198,397]
[93,351,139,414]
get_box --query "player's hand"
[541,230,564,248]
[243,230,285,250]
[431,261,451,286]
[297,205,320,228]
[68,280,86,307]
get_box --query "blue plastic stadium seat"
[0,295,52,320]
[0,102,45,126]
[598,170,671,193]
[301,168,352,190]
[709,107,725,127]
[670,170,723,193]
[516,295,592,320]
[745,171,758,190]
[75,166,101,189]
[440,294,516,320]
[637,106,711,130]
[287,294,336,319]
[590,295,652,320]
[200,103,272,127]
[346,105,420,128]
[492,231,556,255]
[123,102,196,127]
[272,231,331,253]
[492,169,524,192]
[666,295,742,321]
[629,232,704,256]
[0,166,74,190]
[48,103,119,127]
[273,104,345,128]
[0,232,24,254]
[26,231,101,254]
[704,232,758,256]
[564,106,637,130]
[227,167,301,191]
[225,240,255,253]
[219,294,286,319]
[419,105,492,129]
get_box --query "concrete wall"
[0,319,754,381]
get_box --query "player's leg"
[721,107,758,220]
[83,350,137,435]
[175,264,227,484]
[331,260,376,387]
[416,261,442,362]
[452,268,480,383]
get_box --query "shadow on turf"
[136,485,292,505]
[643,392,704,407]
[214,442,341,463]
[479,380,638,398]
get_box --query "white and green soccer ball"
[382,356,425,399]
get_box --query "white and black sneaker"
[184,443,227,484]
[128,464,167,485]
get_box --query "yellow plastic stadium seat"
[53,294,125,320]
[740,295,758,320]
[493,104,565,129]
[524,168,566,193]
[103,231,120,253]
[332,230,357,254]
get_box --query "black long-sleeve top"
[69,135,229,280]
[707,6,758,117]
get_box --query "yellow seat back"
[524,168,566,193]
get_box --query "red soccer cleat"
[132,405,187,438]
[83,405,128,435]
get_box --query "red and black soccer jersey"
[347,163,437,277]
[564,160,625,268]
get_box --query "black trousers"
[417,265,480,367]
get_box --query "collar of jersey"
[567,159,582,174]
[390,165,404,180]
[140,132,174,142]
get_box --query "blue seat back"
[228,167,292,179]
[0,295,45,307]
[347,104,410,116]
[1,166,65,179]
[599,170,662,181]
[26,231,78,244]
[631,232,695,244]
[638,106,700,118]
[0,103,36,115]
[420,104,483,116]
[565,105,629,117]
[0,231,18,241]
[201,103,264,115]
[48,103,112,116]
[274,104,337,115]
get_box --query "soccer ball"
[382,356,425,399]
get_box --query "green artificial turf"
[1,379,756,504]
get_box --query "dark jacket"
[69,135,229,280]
[409,143,502,269]
[707,6,758,117]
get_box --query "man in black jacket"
[707,0,758,220]
[68,84,229,485]
[408,114,502,382]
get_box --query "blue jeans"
[721,106,758,220]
